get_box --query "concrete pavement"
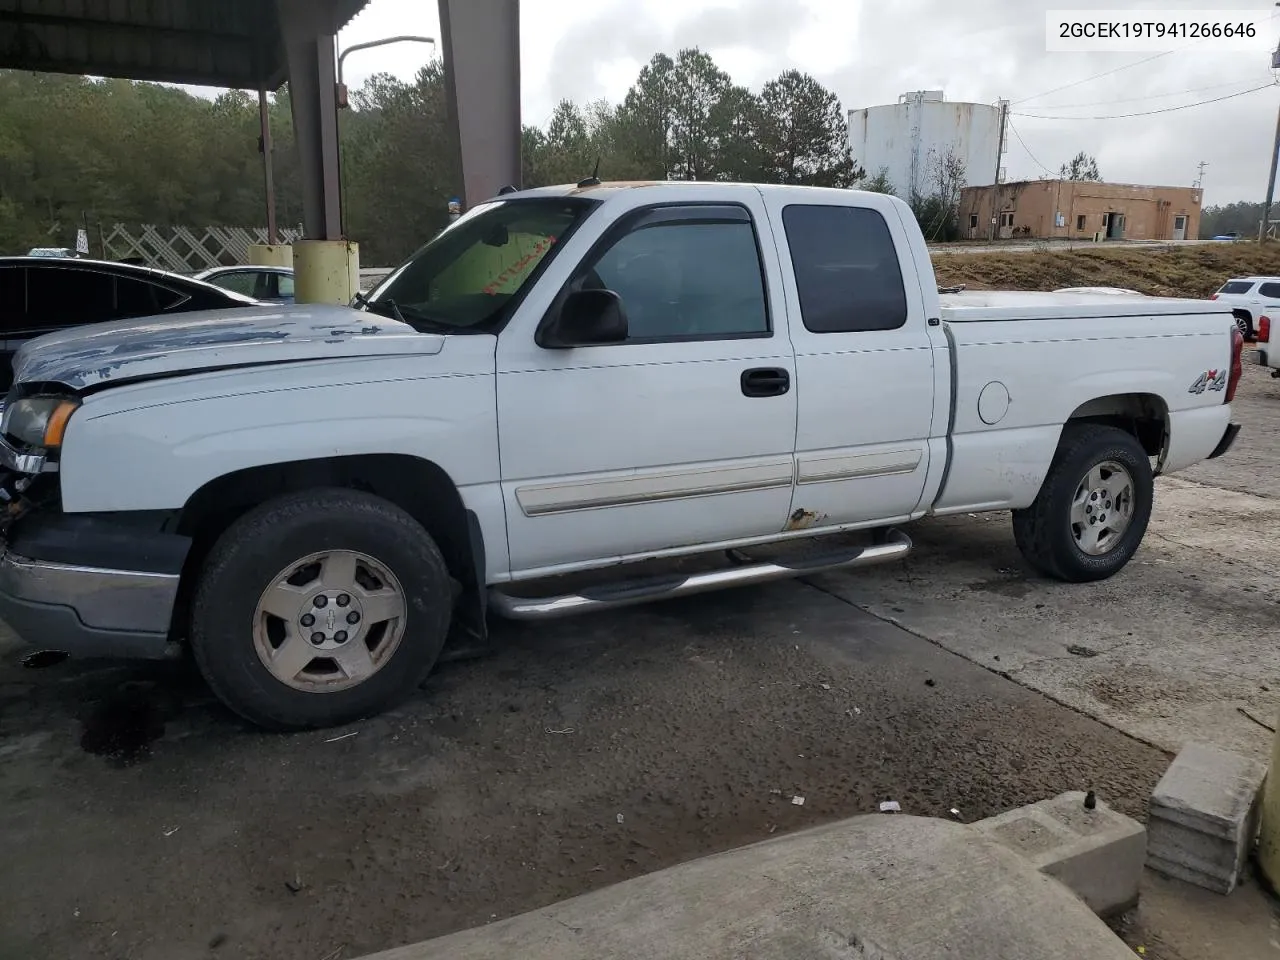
[359,814,1135,960]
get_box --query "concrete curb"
[973,790,1146,917]
[353,813,1136,960]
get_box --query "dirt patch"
[932,243,1280,299]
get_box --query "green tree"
[756,70,861,187]
[1199,201,1262,239]
[1060,151,1102,181]
[614,53,678,179]
[860,167,895,194]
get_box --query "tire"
[190,488,452,730]
[1235,313,1253,340]
[1011,424,1154,583]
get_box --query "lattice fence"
[101,224,304,272]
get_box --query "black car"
[0,257,260,390]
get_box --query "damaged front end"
[0,386,190,661]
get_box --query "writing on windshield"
[482,236,557,296]
[366,198,593,331]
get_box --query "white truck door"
[760,191,940,528]
[496,194,798,577]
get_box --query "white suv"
[1212,277,1280,340]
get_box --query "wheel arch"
[1065,391,1169,463]
[172,454,485,639]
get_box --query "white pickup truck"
[0,182,1242,729]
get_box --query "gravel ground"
[0,358,1275,960]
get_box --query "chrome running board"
[489,528,912,621]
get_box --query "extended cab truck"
[0,182,1243,730]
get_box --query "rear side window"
[1258,282,1280,299]
[277,273,295,298]
[210,271,260,298]
[781,205,908,333]
[1218,281,1254,295]
[114,276,163,318]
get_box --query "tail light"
[1225,326,1244,403]
[1260,315,1271,343]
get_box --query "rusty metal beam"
[438,0,521,209]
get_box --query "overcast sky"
[336,0,1279,207]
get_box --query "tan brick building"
[957,180,1202,242]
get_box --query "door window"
[781,204,908,333]
[579,211,769,341]
[276,273,295,299]
[22,266,116,331]
[0,267,24,333]
[1258,282,1280,299]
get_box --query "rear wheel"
[190,488,452,730]
[1234,312,1254,340]
[1012,424,1153,583]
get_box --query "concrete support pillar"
[293,240,360,306]
[277,0,344,244]
[438,0,521,209]
[1257,719,1280,888]
[247,244,294,268]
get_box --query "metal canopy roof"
[0,0,370,89]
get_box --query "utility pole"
[1193,161,1207,190]
[1261,105,1280,242]
[258,88,278,245]
[989,98,1008,242]
[1260,12,1280,241]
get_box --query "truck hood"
[11,303,446,392]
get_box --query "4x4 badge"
[1188,369,1226,394]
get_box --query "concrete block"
[1145,741,1265,895]
[973,791,1146,917]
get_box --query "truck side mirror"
[539,288,628,348]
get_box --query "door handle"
[741,367,790,398]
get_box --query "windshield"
[363,197,595,332]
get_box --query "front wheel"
[1012,424,1154,583]
[190,488,453,730]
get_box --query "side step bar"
[489,528,912,621]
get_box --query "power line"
[1005,118,1055,176]
[1012,82,1276,120]
[1028,76,1273,110]
[1012,50,1176,106]
[1013,9,1280,106]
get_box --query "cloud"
[336,0,1276,205]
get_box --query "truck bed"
[940,290,1229,323]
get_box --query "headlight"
[1,397,79,449]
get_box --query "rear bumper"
[0,512,190,660]
[1206,422,1240,461]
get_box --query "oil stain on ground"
[79,681,167,766]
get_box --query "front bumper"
[1207,422,1240,461]
[0,511,190,660]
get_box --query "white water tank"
[848,91,1005,200]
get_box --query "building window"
[1076,214,1086,230]
[1000,212,1014,228]
[969,214,978,229]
